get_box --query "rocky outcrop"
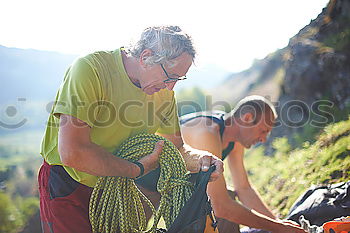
[272,0,350,148]
[214,0,350,150]
[283,0,350,107]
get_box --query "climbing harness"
[89,133,194,233]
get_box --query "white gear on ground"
[299,215,324,233]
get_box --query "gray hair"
[225,95,278,122]
[127,25,196,66]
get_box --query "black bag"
[137,164,218,233]
[165,166,217,233]
[147,166,217,233]
[286,181,350,226]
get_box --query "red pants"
[38,160,93,233]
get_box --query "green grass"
[236,116,350,217]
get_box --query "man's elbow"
[58,141,82,167]
[235,185,254,197]
[212,202,231,219]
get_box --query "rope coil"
[89,133,195,233]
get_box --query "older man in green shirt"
[38,25,223,233]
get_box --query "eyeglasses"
[160,64,187,83]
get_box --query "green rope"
[89,133,195,233]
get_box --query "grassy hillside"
[240,116,350,217]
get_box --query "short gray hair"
[225,95,278,122]
[128,25,196,66]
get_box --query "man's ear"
[139,49,153,67]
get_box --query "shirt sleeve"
[52,57,103,127]
[157,92,181,135]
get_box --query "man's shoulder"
[71,49,122,86]
[182,116,220,137]
[80,49,117,65]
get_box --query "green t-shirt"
[40,48,180,187]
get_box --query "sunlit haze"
[1,0,328,75]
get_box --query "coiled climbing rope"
[89,133,195,233]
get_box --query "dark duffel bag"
[286,181,350,226]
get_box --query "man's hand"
[137,140,164,176]
[272,220,307,233]
[198,153,224,181]
[179,145,224,182]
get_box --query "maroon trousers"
[38,161,93,233]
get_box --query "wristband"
[133,161,144,179]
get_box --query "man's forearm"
[214,197,290,232]
[60,142,140,178]
[236,186,276,219]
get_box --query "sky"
[1,0,329,73]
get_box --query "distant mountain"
[0,45,77,103]
[174,63,231,91]
[208,50,285,104]
[0,46,77,134]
